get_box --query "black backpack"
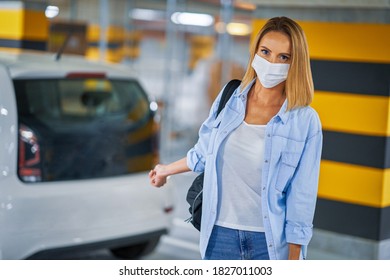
[185,79,241,231]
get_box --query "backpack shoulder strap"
[216,79,241,117]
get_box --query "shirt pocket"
[207,117,222,155]
[275,152,301,192]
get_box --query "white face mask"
[251,54,290,88]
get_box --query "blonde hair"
[241,17,314,110]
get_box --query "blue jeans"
[204,225,270,260]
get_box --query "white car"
[0,51,174,259]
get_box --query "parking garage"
[0,0,389,263]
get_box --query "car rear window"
[13,78,157,183]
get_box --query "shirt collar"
[275,99,290,125]
[236,78,290,124]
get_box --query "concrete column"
[159,0,178,162]
[216,0,234,86]
[99,0,109,61]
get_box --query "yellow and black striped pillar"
[0,1,48,52]
[123,30,142,60]
[86,24,125,63]
[253,19,390,244]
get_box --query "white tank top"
[215,121,266,232]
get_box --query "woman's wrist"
[166,157,190,176]
[162,164,174,177]
[154,164,170,177]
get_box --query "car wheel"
[110,237,161,259]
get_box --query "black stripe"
[322,130,390,169]
[314,198,390,241]
[49,24,86,33]
[88,42,123,49]
[0,38,46,50]
[311,60,390,96]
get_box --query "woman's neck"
[251,79,286,106]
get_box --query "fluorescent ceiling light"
[45,5,59,19]
[130,8,165,21]
[171,12,214,27]
[226,22,252,36]
[235,2,256,11]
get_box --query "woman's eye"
[280,55,290,61]
[261,49,269,55]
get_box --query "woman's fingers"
[149,169,157,186]
[149,164,168,187]
[149,169,156,178]
[149,167,164,187]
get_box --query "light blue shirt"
[186,79,323,260]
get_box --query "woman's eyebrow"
[259,46,290,56]
[259,45,271,51]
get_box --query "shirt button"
[269,244,273,248]
[265,160,268,163]
[263,187,266,190]
[267,134,271,137]
[264,216,267,219]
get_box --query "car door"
[0,64,19,259]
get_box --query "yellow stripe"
[105,49,123,63]
[0,47,23,53]
[383,171,390,208]
[252,19,390,63]
[87,24,125,42]
[86,45,123,62]
[106,26,124,42]
[0,9,23,39]
[302,22,390,63]
[86,47,99,61]
[0,9,47,40]
[318,160,390,208]
[311,91,390,137]
[23,9,48,40]
[87,24,100,42]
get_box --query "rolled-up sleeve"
[186,87,224,172]
[285,115,323,246]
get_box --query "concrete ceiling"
[243,0,390,8]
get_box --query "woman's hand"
[148,157,191,188]
[149,164,170,187]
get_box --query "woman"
[149,16,322,260]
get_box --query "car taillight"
[66,72,106,79]
[18,125,42,182]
